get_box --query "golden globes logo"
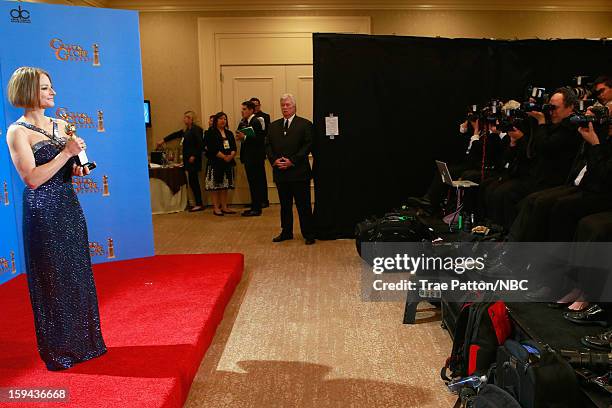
[97,110,105,132]
[3,181,8,206]
[50,38,90,62]
[89,242,106,258]
[72,177,101,194]
[102,175,110,197]
[107,238,116,259]
[56,107,95,129]
[93,44,101,67]
[0,253,11,274]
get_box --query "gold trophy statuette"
[3,181,8,206]
[10,250,16,274]
[107,238,116,259]
[66,123,96,170]
[97,110,105,133]
[92,43,100,67]
[102,175,110,197]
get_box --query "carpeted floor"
[153,205,456,408]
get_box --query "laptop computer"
[435,160,479,188]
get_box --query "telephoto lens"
[559,349,612,369]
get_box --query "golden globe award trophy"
[65,123,96,171]
[107,238,116,259]
[102,175,110,197]
[10,251,16,274]
[97,110,105,133]
[3,181,8,206]
[92,43,100,67]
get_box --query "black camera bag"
[442,301,513,381]
[495,339,580,408]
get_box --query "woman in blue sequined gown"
[5,67,106,371]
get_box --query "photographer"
[409,107,506,215]
[478,101,532,227]
[593,75,612,106]
[510,105,612,243]
[489,88,582,232]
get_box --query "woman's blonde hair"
[7,67,51,109]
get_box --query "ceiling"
[19,0,612,12]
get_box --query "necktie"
[284,119,289,133]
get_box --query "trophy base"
[82,162,97,171]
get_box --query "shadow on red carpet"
[0,254,244,407]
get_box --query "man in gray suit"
[265,94,315,245]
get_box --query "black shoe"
[261,201,270,208]
[272,233,293,242]
[305,238,315,245]
[581,329,612,351]
[563,304,608,327]
[241,210,262,217]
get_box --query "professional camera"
[466,104,480,122]
[497,108,528,132]
[570,75,593,100]
[525,85,547,102]
[521,101,555,113]
[559,349,611,369]
[569,105,610,128]
[521,86,554,112]
[576,98,596,113]
[482,100,503,124]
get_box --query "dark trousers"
[244,161,267,211]
[510,185,612,242]
[187,170,203,206]
[483,178,536,230]
[276,180,314,239]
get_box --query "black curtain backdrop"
[312,33,612,239]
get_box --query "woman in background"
[5,66,106,370]
[204,111,236,216]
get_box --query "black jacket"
[567,131,612,193]
[528,117,581,189]
[266,115,313,183]
[255,111,271,134]
[164,124,204,171]
[238,115,266,164]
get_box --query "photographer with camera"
[485,88,581,236]
[409,103,507,216]
[478,100,533,228]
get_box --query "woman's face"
[183,115,193,127]
[39,74,55,109]
[217,115,227,129]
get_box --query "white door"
[220,64,313,204]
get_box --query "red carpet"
[0,254,244,407]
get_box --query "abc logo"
[10,6,30,22]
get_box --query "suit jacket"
[266,115,313,183]
[164,124,204,171]
[255,111,271,134]
[529,117,581,189]
[238,115,265,164]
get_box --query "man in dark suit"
[237,100,266,216]
[250,97,270,208]
[266,93,315,245]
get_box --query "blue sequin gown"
[17,121,107,371]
